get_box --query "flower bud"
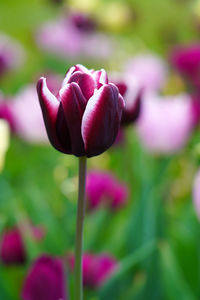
[86,170,129,211]
[37,64,124,157]
[22,255,67,300]
[68,252,118,289]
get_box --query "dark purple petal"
[121,90,142,125]
[60,82,86,156]
[115,82,127,97]
[37,77,72,154]
[22,255,67,300]
[82,83,125,157]
[68,72,96,101]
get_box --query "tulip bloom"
[37,64,124,157]
[0,226,44,265]
[36,13,113,60]
[22,255,67,300]
[0,33,25,78]
[170,44,200,90]
[137,92,193,154]
[124,54,168,92]
[68,253,118,289]
[10,85,48,144]
[86,170,129,211]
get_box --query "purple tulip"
[170,44,200,90]
[193,169,200,220]
[37,64,124,158]
[114,80,141,126]
[0,226,45,265]
[0,228,26,264]
[68,252,118,289]
[22,255,67,300]
[137,92,193,154]
[86,170,129,211]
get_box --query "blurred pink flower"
[68,252,118,289]
[10,85,48,143]
[0,33,25,78]
[22,255,67,300]
[86,170,129,211]
[36,13,113,60]
[0,226,44,265]
[137,92,193,154]
[170,44,200,90]
[124,54,168,92]
[193,169,200,220]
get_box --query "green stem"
[74,156,87,300]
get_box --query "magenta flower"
[86,170,129,211]
[10,85,48,143]
[124,54,168,92]
[137,92,193,154]
[170,44,200,89]
[0,33,25,78]
[37,64,124,157]
[193,169,200,220]
[0,226,44,265]
[68,252,118,289]
[22,255,67,300]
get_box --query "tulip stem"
[74,156,87,300]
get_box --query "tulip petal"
[37,78,71,153]
[67,72,96,101]
[82,83,124,157]
[62,64,90,87]
[60,82,86,156]
[92,69,108,89]
[121,89,142,125]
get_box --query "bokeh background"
[0,0,200,299]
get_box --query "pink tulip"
[86,170,129,210]
[68,252,118,289]
[124,54,168,92]
[0,33,25,78]
[10,85,48,143]
[22,255,67,300]
[137,92,193,154]
[37,64,124,157]
[36,13,113,60]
